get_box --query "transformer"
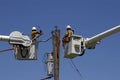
[46,52,54,77]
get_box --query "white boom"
[0,35,10,41]
[85,25,120,49]
[0,31,31,47]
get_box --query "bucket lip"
[70,35,83,38]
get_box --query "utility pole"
[52,28,60,80]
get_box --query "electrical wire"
[38,36,52,43]
[0,48,14,53]
[70,59,83,80]
[41,52,48,64]
[40,76,53,80]
[38,28,59,43]
[41,53,48,74]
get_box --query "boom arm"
[0,31,31,47]
[0,35,10,41]
[85,25,120,49]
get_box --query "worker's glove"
[39,30,43,35]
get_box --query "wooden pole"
[52,29,60,80]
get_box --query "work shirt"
[31,30,40,39]
[62,29,74,47]
[65,29,74,37]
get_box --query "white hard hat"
[66,25,71,29]
[32,27,36,30]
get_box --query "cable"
[38,36,52,43]
[42,53,48,64]
[40,76,53,80]
[41,53,48,74]
[70,59,83,80]
[0,48,14,53]
[38,28,59,43]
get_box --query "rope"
[0,48,14,53]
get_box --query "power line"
[38,36,52,43]
[0,48,14,53]
[70,59,83,80]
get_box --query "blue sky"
[0,0,120,80]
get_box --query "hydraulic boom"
[85,25,120,49]
[64,25,120,59]
[0,35,10,41]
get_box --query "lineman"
[62,25,74,47]
[31,27,42,41]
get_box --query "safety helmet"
[32,27,36,30]
[66,25,71,29]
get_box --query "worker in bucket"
[62,25,74,47]
[31,27,42,41]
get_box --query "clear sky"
[0,0,120,80]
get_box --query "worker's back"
[31,30,38,39]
